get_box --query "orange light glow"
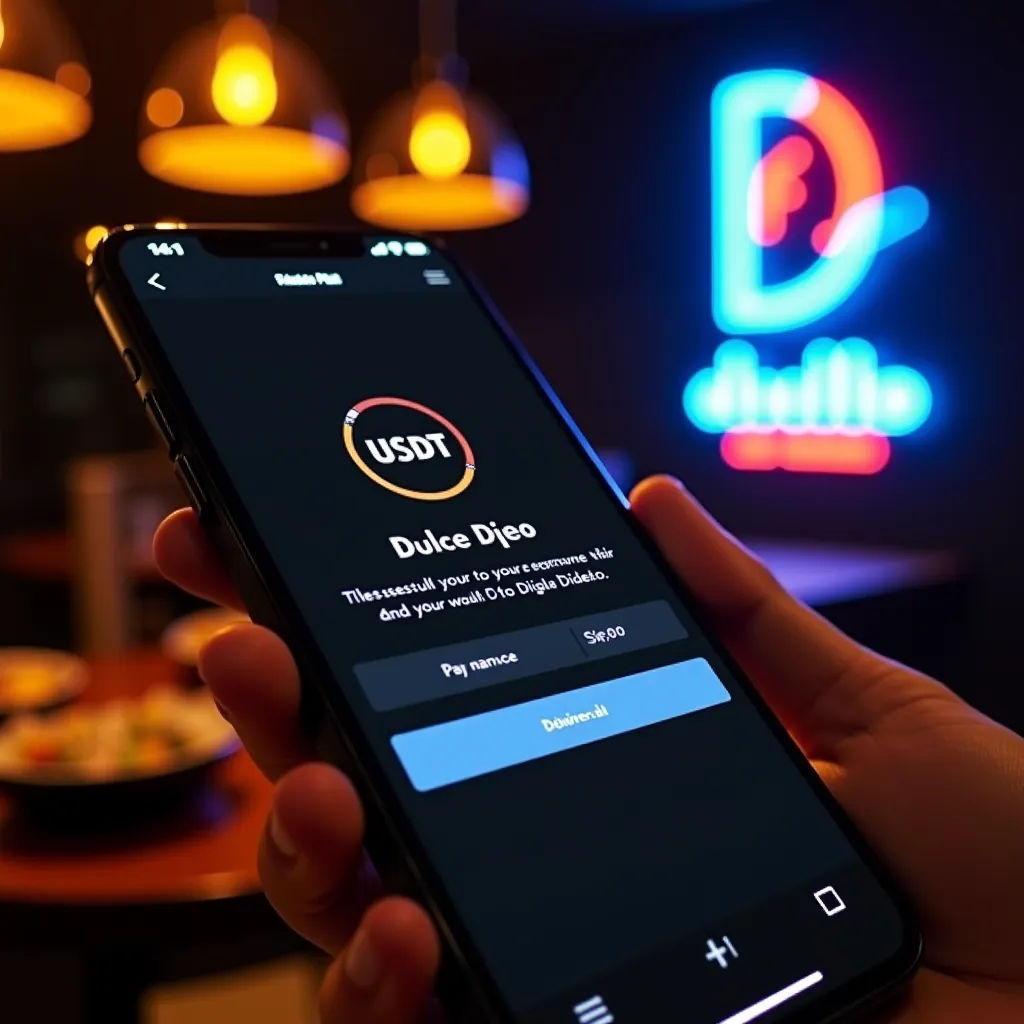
[139,125,349,195]
[721,431,891,475]
[146,87,184,128]
[409,110,471,180]
[408,82,472,180]
[0,68,92,150]
[85,225,108,250]
[139,13,348,196]
[210,16,278,128]
[0,0,92,150]
[74,224,108,263]
[55,61,91,96]
[352,174,529,231]
[751,135,814,246]
[211,45,277,126]
[800,80,884,255]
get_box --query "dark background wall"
[0,0,1019,722]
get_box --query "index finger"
[153,508,245,612]
[629,476,882,753]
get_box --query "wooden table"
[0,649,304,1024]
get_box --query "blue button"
[390,657,730,792]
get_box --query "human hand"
[154,475,1024,1024]
[631,477,1024,1023]
[153,517,439,1024]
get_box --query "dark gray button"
[121,347,142,383]
[568,601,688,659]
[353,600,688,713]
[355,623,584,712]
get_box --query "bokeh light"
[74,224,108,263]
[138,14,348,195]
[409,110,471,180]
[352,81,529,231]
[211,42,277,127]
[146,87,184,129]
[0,0,93,150]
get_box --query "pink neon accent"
[796,78,884,255]
[750,134,815,247]
[721,431,891,474]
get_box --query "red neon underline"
[721,432,892,474]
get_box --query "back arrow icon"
[147,273,166,290]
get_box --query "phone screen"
[112,233,915,1023]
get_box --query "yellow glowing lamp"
[352,80,529,231]
[211,42,277,127]
[409,108,471,179]
[0,0,92,151]
[138,15,349,196]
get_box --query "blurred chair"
[67,451,180,653]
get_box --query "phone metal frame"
[89,224,922,1024]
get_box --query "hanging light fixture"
[138,11,349,196]
[0,0,92,151]
[351,0,529,231]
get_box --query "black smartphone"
[90,226,920,1024]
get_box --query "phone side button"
[122,348,142,384]
[144,392,177,455]
[174,457,210,521]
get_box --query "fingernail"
[344,928,382,992]
[268,808,299,860]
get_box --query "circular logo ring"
[343,397,476,501]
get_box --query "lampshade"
[0,0,91,151]
[351,79,529,231]
[138,14,349,196]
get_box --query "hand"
[630,478,1024,1023]
[154,476,1024,1024]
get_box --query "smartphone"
[90,226,920,1024]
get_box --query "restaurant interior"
[0,0,1018,1021]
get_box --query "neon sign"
[687,68,934,474]
[685,339,932,435]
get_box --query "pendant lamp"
[138,12,348,196]
[0,0,91,151]
[351,0,529,231]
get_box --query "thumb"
[630,475,889,756]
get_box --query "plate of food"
[0,685,240,818]
[161,607,250,683]
[0,648,89,720]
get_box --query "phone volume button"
[144,391,177,456]
[121,348,142,384]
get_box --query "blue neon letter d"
[712,70,884,335]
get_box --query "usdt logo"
[342,397,475,501]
